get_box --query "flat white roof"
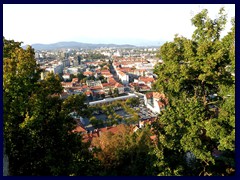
[89,93,138,106]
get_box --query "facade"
[116,70,129,85]
[114,83,125,94]
[86,80,102,87]
[61,59,70,68]
[62,73,71,81]
[144,92,168,114]
[66,67,79,75]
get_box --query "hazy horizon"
[19,39,164,47]
[3,4,235,46]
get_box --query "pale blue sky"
[3,4,235,46]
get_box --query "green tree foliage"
[70,74,77,81]
[126,97,140,107]
[62,94,90,118]
[84,52,106,60]
[154,8,233,103]
[108,88,113,97]
[153,8,235,175]
[3,38,98,175]
[92,125,156,175]
[77,72,87,81]
[113,88,119,97]
[98,75,107,83]
[90,116,99,128]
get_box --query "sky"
[3,4,235,46]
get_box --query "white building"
[86,80,102,87]
[144,92,168,114]
[135,62,154,70]
[45,63,63,74]
[117,70,129,85]
[65,67,79,75]
[62,73,71,81]
[113,50,121,57]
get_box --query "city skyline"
[3,4,235,46]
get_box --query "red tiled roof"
[61,82,73,87]
[101,69,110,73]
[102,83,112,88]
[129,82,138,87]
[108,78,116,83]
[81,85,88,89]
[158,101,165,108]
[83,71,93,76]
[90,86,103,90]
[72,78,79,83]
[100,124,125,134]
[140,85,151,90]
[146,92,153,99]
[139,77,155,83]
[115,82,124,88]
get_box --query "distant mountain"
[22,41,137,50]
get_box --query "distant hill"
[22,41,137,50]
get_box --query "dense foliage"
[3,38,99,175]
[153,8,235,175]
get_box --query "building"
[114,83,125,94]
[62,73,71,81]
[116,70,129,85]
[86,80,102,87]
[144,92,168,114]
[45,63,63,74]
[89,93,138,106]
[61,59,70,68]
[136,76,155,88]
[83,71,94,77]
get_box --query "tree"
[91,125,156,175]
[152,8,235,175]
[108,89,113,97]
[77,72,87,81]
[100,93,105,99]
[62,94,91,118]
[3,38,98,175]
[126,98,140,107]
[70,74,77,81]
[4,38,41,175]
[90,116,99,128]
[135,85,140,92]
[113,88,119,97]
[154,8,233,103]
[98,75,107,83]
